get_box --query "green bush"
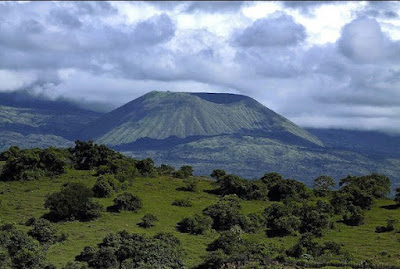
[203,195,247,231]
[92,175,121,198]
[177,214,212,235]
[172,165,193,179]
[44,183,103,221]
[27,219,59,244]
[263,203,300,237]
[342,205,365,226]
[111,193,142,212]
[77,231,184,269]
[0,224,48,269]
[137,214,158,228]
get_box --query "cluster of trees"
[0,141,196,184]
[75,231,184,268]
[0,223,56,269]
[44,183,103,222]
[0,147,68,181]
[330,174,391,226]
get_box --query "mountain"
[0,91,102,151]
[1,90,399,187]
[82,91,323,147]
[82,91,400,186]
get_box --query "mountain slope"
[82,91,323,147]
[0,91,102,151]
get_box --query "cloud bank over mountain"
[1,1,400,133]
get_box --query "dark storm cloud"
[232,13,306,47]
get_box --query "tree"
[137,214,158,228]
[267,179,310,202]
[339,173,391,199]
[0,224,48,269]
[92,175,121,198]
[44,183,103,221]
[260,172,283,188]
[313,175,335,197]
[111,193,142,212]
[172,165,193,179]
[77,231,184,269]
[70,141,118,170]
[203,195,247,231]
[157,164,175,176]
[395,187,400,205]
[135,158,156,177]
[210,169,226,180]
[27,219,59,244]
[342,205,365,226]
[176,214,212,235]
[263,203,300,237]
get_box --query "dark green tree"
[203,195,247,231]
[44,183,103,221]
[111,193,142,212]
[313,175,335,197]
[176,214,212,235]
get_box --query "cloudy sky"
[1,1,400,133]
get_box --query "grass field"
[0,163,400,268]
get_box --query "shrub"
[0,224,48,269]
[27,219,59,244]
[44,183,103,221]
[313,175,335,197]
[342,206,365,226]
[172,199,193,207]
[157,164,175,176]
[267,178,310,202]
[178,179,198,192]
[77,231,184,269]
[92,175,121,198]
[210,169,226,180]
[135,158,156,177]
[70,141,120,170]
[137,214,158,228]
[263,203,300,237]
[339,173,391,199]
[172,165,194,179]
[215,174,267,200]
[177,214,212,235]
[203,195,247,231]
[111,193,142,212]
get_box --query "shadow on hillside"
[106,205,121,212]
[203,189,220,195]
[380,204,400,210]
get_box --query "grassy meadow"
[0,161,400,268]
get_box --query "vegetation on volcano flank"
[0,142,399,269]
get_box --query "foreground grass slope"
[1,162,399,268]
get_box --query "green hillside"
[1,144,400,269]
[2,171,400,268]
[121,135,400,186]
